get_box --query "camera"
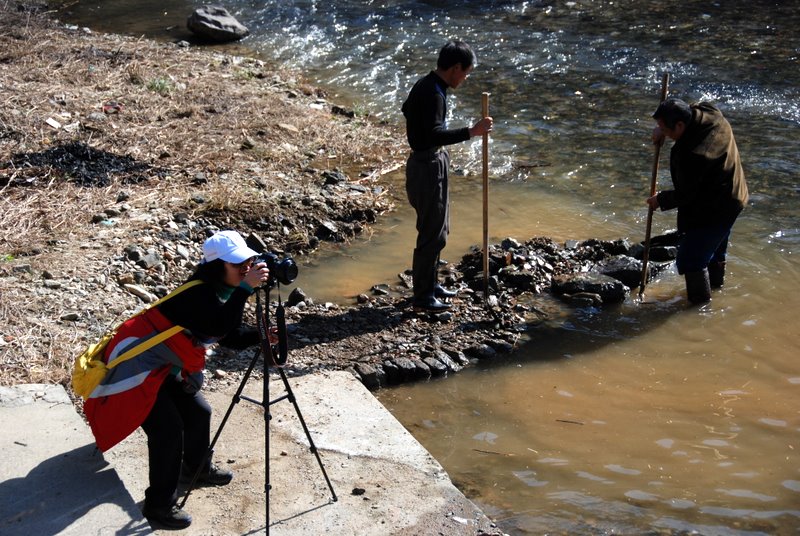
[255,251,298,286]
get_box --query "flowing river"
[59,1,800,533]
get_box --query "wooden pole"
[639,73,670,298]
[482,92,490,303]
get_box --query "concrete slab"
[0,384,150,536]
[264,370,494,535]
[1,373,500,535]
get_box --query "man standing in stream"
[402,40,493,313]
[648,97,749,304]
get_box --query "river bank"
[0,4,676,395]
[1,375,507,536]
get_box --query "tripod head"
[244,235,296,368]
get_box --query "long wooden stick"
[482,92,490,303]
[639,73,670,298]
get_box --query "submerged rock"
[649,245,677,262]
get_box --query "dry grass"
[0,3,404,386]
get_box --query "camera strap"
[275,300,289,366]
[256,286,288,367]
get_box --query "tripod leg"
[179,343,262,509]
[276,367,338,502]
[265,362,271,532]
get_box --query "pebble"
[86,112,106,122]
[124,284,156,303]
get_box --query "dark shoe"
[142,503,192,530]
[707,261,726,289]
[685,269,711,304]
[434,284,458,299]
[181,462,233,486]
[413,297,452,313]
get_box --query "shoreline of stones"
[233,232,680,392]
[7,193,677,393]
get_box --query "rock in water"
[593,255,642,289]
[187,5,250,43]
[551,273,629,304]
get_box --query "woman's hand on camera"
[244,262,270,288]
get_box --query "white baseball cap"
[202,230,259,264]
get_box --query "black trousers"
[406,149,450,301]
[141,377,212,508]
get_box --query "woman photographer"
[83,230,269,529]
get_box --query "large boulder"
[187,5,250,43]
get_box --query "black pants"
[141,377,212,508]
[406,149,450,301]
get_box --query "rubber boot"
[685,269,711,304]
[707,261,726,289]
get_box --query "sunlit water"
[58,1,800,533]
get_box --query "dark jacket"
[402,71,470,151]
[657,102,749,231]
[157,281,256,347]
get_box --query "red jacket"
[83,307,205,452]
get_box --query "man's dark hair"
[437,40,476,70]
[653,97,692,129]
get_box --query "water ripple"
[513,469,549,487]
[605,464,641,476]
[783,480,800,492]
[472,431,498,444]
[575,470,612,484]
[625,490,659,502]
[716,488,777,502]
[758,418,787,427]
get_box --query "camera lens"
[257,252,298,286]
[276,258,298,285]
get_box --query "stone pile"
[250,234,679,391]
[456,234,677,306]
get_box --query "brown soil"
[0,3,406,387]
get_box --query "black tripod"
[179,284,337,531]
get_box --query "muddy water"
[377,237,800,533]
[307,164,800,533]
[56,1,800,532]
[307,166,800,533]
